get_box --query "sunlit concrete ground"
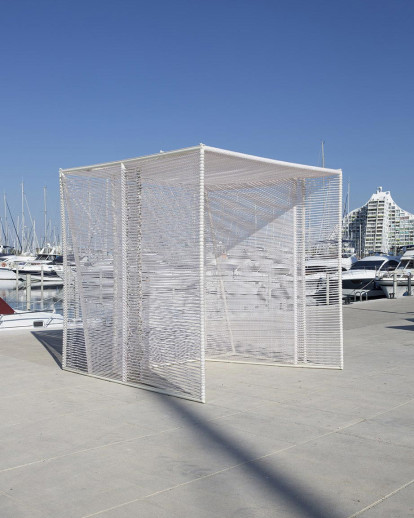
[0,296,413,518]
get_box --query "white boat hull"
[342,286,383,298]
[0,311,64,330]
[22,276,64,288]
[377,279,412,299]
[0,269,19,281]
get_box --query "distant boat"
[0,297,63,330]
[342,254,400,298]
[0,268,23,282]
[376,248,414,298]
[11,253,63,285]
[0,252,36,270]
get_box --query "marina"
[0,2,413,515]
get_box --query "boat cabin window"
[398,259,414,269]
[382,260,399,271]
[350,260,385,270]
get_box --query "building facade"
[343,187,414,257]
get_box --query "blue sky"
[1,0,413,243]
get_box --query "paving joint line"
[79,399,414,518]
[78,416,379,518]
[345,478,414,517]
[2,394,411,476]
[0,408,248,474]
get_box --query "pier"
[0,297,413,517]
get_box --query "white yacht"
[341,252,358,271]
[0,297,63,330]
[0,245,60,281]
[11,254,63,285]
[342,254,400,298]
[0,268,23,282]
[376,248,414,298]
[0,252,36,270]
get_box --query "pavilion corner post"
[199,145,206,403]
[338,169,344,369]
[59,169,68,369]
[121,163,129,383]
[293,195,298,365]
[299,178,307,364]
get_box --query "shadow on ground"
[32,329,63,367]
[346,307,414,315]
[387,318,414,332]
[33,328,342,518]
[156,393,342,518]
[387,325,414,331]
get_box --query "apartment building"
[343,187,414,256]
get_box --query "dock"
[0,297,413,517]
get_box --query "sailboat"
[0,297,63,330]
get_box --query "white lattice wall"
[60,145,342,403]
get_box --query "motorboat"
[0,252,25,284]
[0,245,61,280]
[376,248,414,298]
[0,268,23,282]
[0,253,36,270]
[11,255,63,285]
[342,254,400,299]
[0,297,63,330]
[341,252,358,271]
[4,245,60,268]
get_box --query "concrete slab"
[339,399,414,449]
[258,429,414,517]
[353,481,414,517]
[0,296,413,517]
[0,493,44,518]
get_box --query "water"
[0,282,63,313]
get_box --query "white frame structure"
[60,145,343,403]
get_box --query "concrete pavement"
[0,296,413,517]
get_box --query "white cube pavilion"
[60,144,343,403]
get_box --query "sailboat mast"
[43,186,47,246]
[3,192,7,245]
[21,181,25,252]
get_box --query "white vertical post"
[268,273,271,309]
[326,274,330,305]
[15,267,19,299]
[40,264,44,310]
[301,179,307,364]
[26,274,31,310]
[393,271,397,298]
[338,171,344,369]
[293,201,298,365]
[99,270,103,305]
[121,163,129,383]
[199,145,206,403]
[60,170,67,368]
